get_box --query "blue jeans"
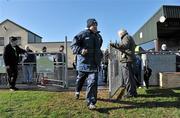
[77,71,98,106]
[23,64,33,83]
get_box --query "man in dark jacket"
[55,45,65,64]
[3,37,26,91]
[71,18,103,110]
[102,49,109,84]
[143,66,152,89]
[23,45,36,84]
[110,29,137,98]
[54,45,66,80]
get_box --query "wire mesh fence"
[108,47,180,98]
[0,52,68,88]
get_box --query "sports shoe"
[10,87,19,91]
[9,88,15,91]
[88,104,96,110]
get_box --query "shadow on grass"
[95,100,180,114]
[139,87,180,98]
[96,87,180,114]
[96,98,180,114]
[0,84,76,93]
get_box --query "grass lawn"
[0,87,179,118]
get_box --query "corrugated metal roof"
[133,5,180,45]
[163,5,180,18]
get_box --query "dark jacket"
[112,33,136,63]
[55,52,66,64]
[3,43,26,67]
[23,49,36,64]
[71,29,103,72]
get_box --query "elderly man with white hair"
[22,45,36,84]
[110,29,137,98]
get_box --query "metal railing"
[0,52,68,88]
[108,47,180,98]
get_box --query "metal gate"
[108,46,122,98]
[141,53,176,85]
[0,55,8,86]
[36,53,68,88]
[0,53,68,88]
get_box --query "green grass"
[0,87,180,118]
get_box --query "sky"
[0,0,180,49]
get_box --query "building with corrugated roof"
[133,5,180,51]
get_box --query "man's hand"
[81,49,88,55]
[110,43,116,48]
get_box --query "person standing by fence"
[71,18,103,110]
[3,37,27,91]
[102,49,109,84]
[55,45,65,64]
[54,45,66,80]
[110,29,137,98]
[22,45,36,84]
[134,46,143,87]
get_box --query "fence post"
[64,36,68,88]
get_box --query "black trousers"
[103,64,108,83]
[7,66,18,88]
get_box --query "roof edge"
[0,19,42,38]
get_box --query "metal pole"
[108,42,112,98]
[64,36,68,88]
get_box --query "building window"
[28,32,35,43]
[28,32,42,43]
[9,37,21,46]
[0,37,4,46]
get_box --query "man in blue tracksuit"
[71,18,103,110]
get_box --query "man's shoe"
[75,92,80,100]
[9,88,15,91]
[75,94,79,99]
[88,104,96,110]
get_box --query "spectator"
[176,48,180,72]
[101,49,109,84]
[143,66,152,89]
[134,46,145,87]
[22,45,36,84]
[3,36,27,91]
[42,46,47,53]
[55,45,65,64]
[110,29,137,98]
[54,45,66,80]
[40,46,47,56]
